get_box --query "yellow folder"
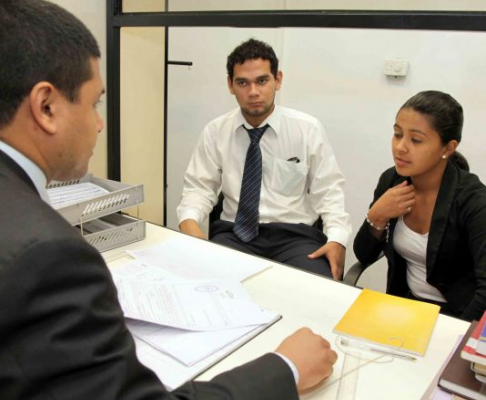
[333,289,440,356]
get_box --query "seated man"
[178,38,351,279]
[0,2,337,399]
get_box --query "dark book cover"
[439,321,486,400]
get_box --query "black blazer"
[354,162,486,321]
[0,150,297,400]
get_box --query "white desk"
[103,223,469,400]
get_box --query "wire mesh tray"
[79,213,146,253]
[47,174,144,225]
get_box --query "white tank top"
[393,216,447,303]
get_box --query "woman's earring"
[442,155,447,159]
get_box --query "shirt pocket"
[270,156,308,196]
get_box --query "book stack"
[439,311,486,400]
[463,312,486,384]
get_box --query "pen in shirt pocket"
[287,157,300,163]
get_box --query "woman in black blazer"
[354,91,486,321]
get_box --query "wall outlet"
[383,58,408,77]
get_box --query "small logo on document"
[195,285,219,293]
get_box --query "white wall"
[50,0,107,179]
[166,27,486,291]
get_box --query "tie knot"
[244,124,269,144]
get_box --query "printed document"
[131,314,280,391]
[127,236,271,282]
[48,182,109,209]
[127,309,278,366]
[111,264,274,330]
[109,260,281,389]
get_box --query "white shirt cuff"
[326,227,351,248]
[178,209,203,227]
[274,352,299,385]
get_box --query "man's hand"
[308,241,346,280]
[276,327,338,393]
[179,219,206,240]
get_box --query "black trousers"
[210,220,332,277]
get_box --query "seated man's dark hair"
[226,38,279,81]
[0,0,101,128]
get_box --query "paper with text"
[111,260,180,282]
[131,315,280,391]
[112,273,273,331]
[48,182,109,209]
[127,309,278,366]
[127,236,271,282]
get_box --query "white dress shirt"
[177,105,351,246]
[0,140,50,204]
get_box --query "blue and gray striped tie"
[233,124,269,242]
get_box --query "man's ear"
[29,82,59,135]
[227,76,235,95]
[275,71,283,91]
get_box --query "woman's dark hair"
[400,90,469,171]
[0,0,100,129]
[226,38,279,81]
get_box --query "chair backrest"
[313,216,323,231]
[208,193,224,239]
[343,252,385,287]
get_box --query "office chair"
[208,193,224,239]
[342,253,385,286]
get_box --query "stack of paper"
[131,320,279,390]
[110,260,280,389]
[127,236,271,281]
[47,182,109,209]
[127,313,276,366]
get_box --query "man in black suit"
[0,1,337,399]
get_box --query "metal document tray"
[79,213,146,253]
[48,174,144,225]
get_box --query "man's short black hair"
[0,0,101,128]
[226,38,279,81]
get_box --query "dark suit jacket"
[354,163,486,321]
[0,150,297,400]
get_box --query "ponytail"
[450,151,469,171]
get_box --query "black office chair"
[208,192,323,239]
[208,193,224,239]
[343,253,385,287]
